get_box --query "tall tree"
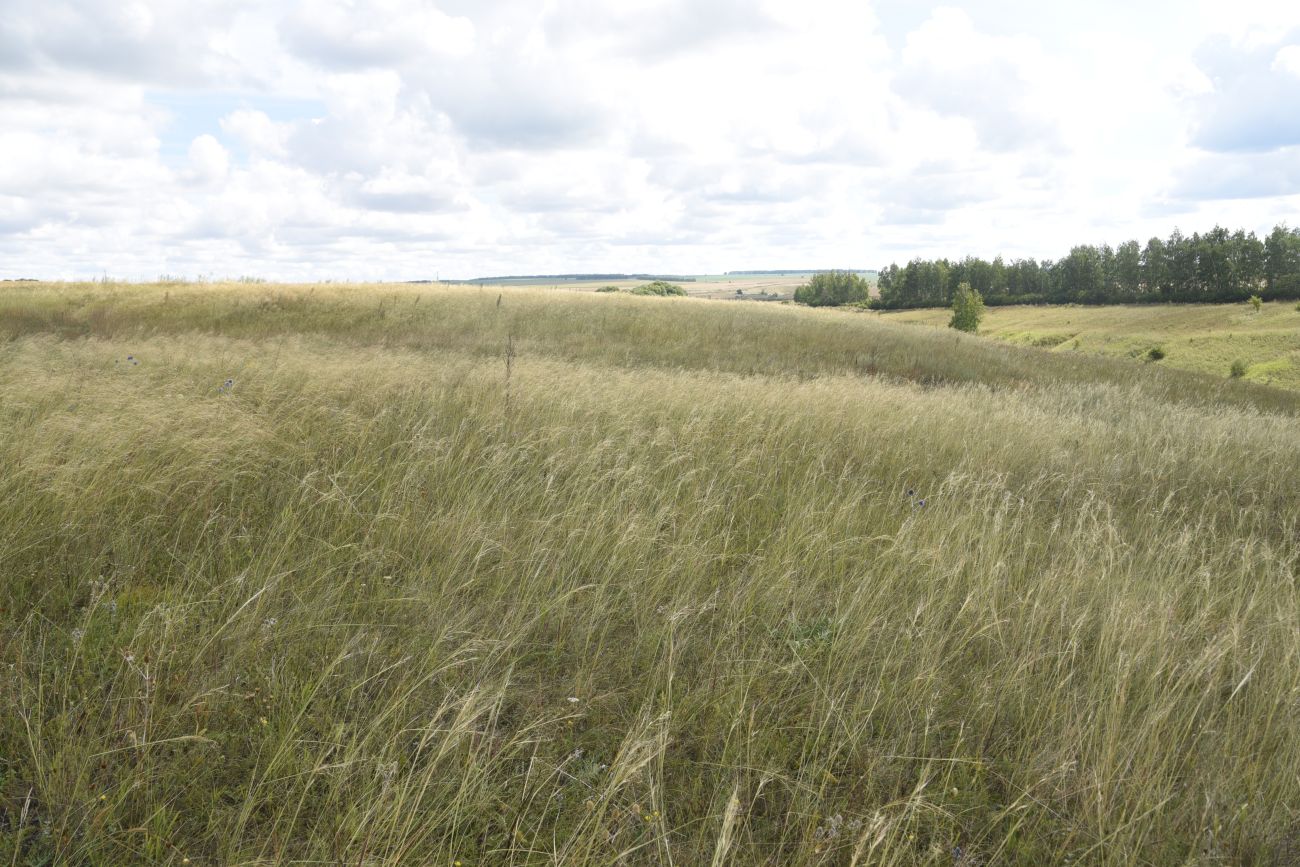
[873,223,1300,309]
[1141,237,1169,299]
[1058,245,1104,303]
[1114,240,1142,301]
[1265,225,1300,297]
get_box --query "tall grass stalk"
[0,283,1297,864]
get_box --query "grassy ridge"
[2,282,1298,414]
[882,302,1300,391]
[1,283,1298,865]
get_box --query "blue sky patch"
[148,91,324,164]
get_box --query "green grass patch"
[883,301,1300,391]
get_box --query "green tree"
[1231,229,1265,297]
[949,282,985,333]
[874,222,1300,309]
[1058,245,1105,303]
[1265,225,1300,298]
[1114,240,1142,301]
[794,270,870,307]
[1168,228,1197,298]
[876,264,901,306]
[1141,237,1170,298]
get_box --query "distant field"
[463,272,875,301]
[882,301,1300,390]
[1,282,1298,865]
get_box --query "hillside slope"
[882,301,1300,391]
[1,283,1298,865]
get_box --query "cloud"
[0,1,257,86]
[220,109,289,158]
[187,134,230,181]
[543,0,776,59]
[0,0,1298,279]
[892,7,1062,153]
[279,0,475,67]
[1170,146,1300,200]
[877,160,1001,225]
[344,168,469,214]
[1189,30,1300,152]
[1273,45,1300,76]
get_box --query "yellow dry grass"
[1,281,1297,865]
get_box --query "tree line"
[876,224,1300,309]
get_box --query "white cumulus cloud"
[0,0,1298,280]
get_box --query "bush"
[1249,295,1262,312]
[596,285,620,293]
[1229,359,1248,378]
[1146,345,1166,361]
[630,281,686,297]
[948,282,985,333]
[793,271,870,307]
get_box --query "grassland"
[1,282,1298,865]
[464,274,810,301]
[881,302,1300,391]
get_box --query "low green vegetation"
[884,301,1300,391]
[1,282,1298,865]
[629,281,686,296]
[792,270,870,307]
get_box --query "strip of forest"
[876,224,1300,308]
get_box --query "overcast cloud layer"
[2,0,1299,280]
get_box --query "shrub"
[1146,345,1166,361]
[630,281,686,297]
[596,285,620,293]
[1229,359,1248,378]
[793,271,870,307]
[1249,295,1262,312]
[949,282,985,333]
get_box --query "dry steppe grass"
[1,282,1298,865]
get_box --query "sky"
[1,0,1299,281]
